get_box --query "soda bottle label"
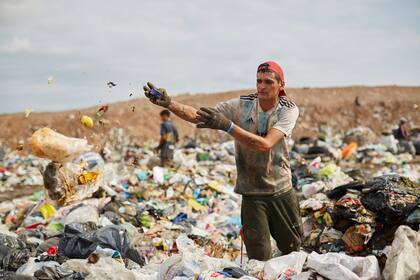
[150,88,163,98]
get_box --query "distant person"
[144,61,302,261]
[395,117,415,155]
[380,127,398,154]
[156,109,179,166]
[354,96,361,107]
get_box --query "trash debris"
[96,106,109,117]
[16,143,24,151]
[306,252,381,280]
[25,109,32,118]
[80,115,94,129]
[383,225,420,280]
[0,125,418,279]
[107,81,116,88]
[29,127,92,163]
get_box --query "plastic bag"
[29,127,92,163]
[42,161,102,206]
[63,205,99,225]
[63,258,139,280]
[264,251,308,280]
[153,166,165,184]
[383,225,420,280]
[306,252,381,280]
[16,260,60,276]
[58,224,130,259]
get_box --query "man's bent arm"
[168,100,200,124]
[231,126,285,152]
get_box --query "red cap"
[257,61,287,96]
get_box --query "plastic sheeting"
[264,251,308,280]
[306,252,381,280]
[383,226,420,280]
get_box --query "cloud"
[0,0,419,113]
[0,36,32,53]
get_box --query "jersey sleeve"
[271,106,299,137]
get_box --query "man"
[157,109,179,166]
[395,117,415,155]
[143,61,302,260]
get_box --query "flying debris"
[97,105,109,117]
[107,81,116,88]
[25,109,33,118]
[80,115,94,128]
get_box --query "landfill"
[0,126,419,280]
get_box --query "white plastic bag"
[16,259,60,276]
[264,251,308,280]
[383,225,420,280]
[153,166,165,184]
[63,258,139,280]
[29,127,92,163]
[63,204,99,225]
[306,252,381,280]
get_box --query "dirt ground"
[1,86,419,152]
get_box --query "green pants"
[241,189,303,261]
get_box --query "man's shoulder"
[278,96,298,110]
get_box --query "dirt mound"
[1,86,419,151]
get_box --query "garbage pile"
[0,144,45,194]
[0,126,418,280]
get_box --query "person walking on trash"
[156,109,179,167]
[143,61,303,261]
[395,117,416,156]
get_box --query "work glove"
[143,82,171,108]
[196,107,233,132]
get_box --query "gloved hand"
[143,82,171,108]
[197,107,233,132]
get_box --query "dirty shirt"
[215,93,299,196]
[160,121,178,159]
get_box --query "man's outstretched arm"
[143,81,200,124]
[167,101,200,124]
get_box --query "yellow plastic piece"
[188,198,204,211]
[78,171,99,184]
[81,115,94,128]
[39,203,56,220]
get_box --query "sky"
[0,0,419,113]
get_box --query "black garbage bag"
[94,225,130,256]
[222,267,248,278]
[307,146,330,155]
[360,175,420,224]
[58,223,96,259]
[58,224,144,266]
[326,181,366,200]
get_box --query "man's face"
[256,71,282,101]
[161,115,169,122]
